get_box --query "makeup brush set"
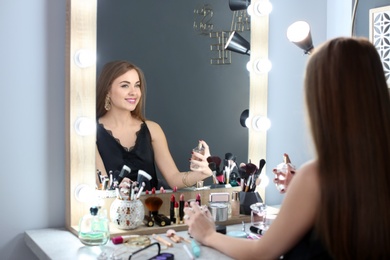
[238,159,266,193]
[207,152,240,187]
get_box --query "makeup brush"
[136,182,145,199]
[137,170,152,191]
[117,165,131,184]
[208,162,219,184]
[144,197,163,217]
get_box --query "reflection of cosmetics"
[170,194,176,223]
[143,215,154,227]
[179,194,184,223]
[117,165,131,184]
[191,240,201,258]
[196,193,201,205]
[174,201,179,224]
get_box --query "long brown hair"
[96,60,146,120]
[305,37,390,259]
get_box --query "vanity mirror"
[65,0,269,235]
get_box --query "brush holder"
[239,191,263,215]
[110,198,144,230]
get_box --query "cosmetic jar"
[209,202,228,222]
[110,198,144,229]
[250,202,267,227]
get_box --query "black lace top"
[96,121,158,189]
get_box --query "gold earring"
[104,95,111,111]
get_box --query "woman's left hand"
[184,202,215,244]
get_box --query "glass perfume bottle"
[78,206,110,246]
[191,141,205,170]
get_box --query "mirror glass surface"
[96,0,250,184]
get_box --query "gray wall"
[1,0,388,259]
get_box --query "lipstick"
[179,194,184,223]
[170,194,176,223]
[196,193,201,205]
[174,201,179,224]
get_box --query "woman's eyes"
[120,83,140,88]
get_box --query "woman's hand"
[190,140,212,176]
[118,177,131,197]
[184,202,216,245]
[273,159,296,194]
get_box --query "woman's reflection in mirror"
[95,60,213,192]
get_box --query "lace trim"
[99,122,144,152]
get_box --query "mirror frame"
[65,0,268,231]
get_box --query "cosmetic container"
[191,142,205,169]
[78,206,110,246]
[110,198,144,230]
[230,191,240,217]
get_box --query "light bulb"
[247,1,272,16]
[259,173,269,188]
[252,116,271,131]
[75,184,95,203]
[74,49,96,68]
[74,117,96,136]
[287,21,310,43]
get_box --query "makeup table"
[25,223,250,260]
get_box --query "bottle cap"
[90,206,98,216]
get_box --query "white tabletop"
[24,224,249,260]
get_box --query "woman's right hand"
[184,202,216,245]
[272,153,296,193]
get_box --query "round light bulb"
[259,173,269,188]
[74,49,96,68]
[252,116,271,131]
[74,117,96,136]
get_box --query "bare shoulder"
[290,159,319,192]
[144,120,164,138]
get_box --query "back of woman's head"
[96,60,146,119]
[305,37,390,259]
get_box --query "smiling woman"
[95,60,213,191]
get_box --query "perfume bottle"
[191,141,205,170]
[78,206,110,246]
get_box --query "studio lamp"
[225,31,251,55]
[287,21,314,55]
[229,0,251,11]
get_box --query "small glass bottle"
[78,206,110,246]
[191,141,205,170]
[230,191,240,218]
